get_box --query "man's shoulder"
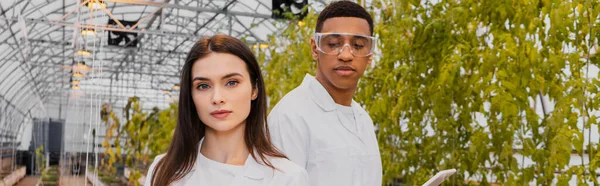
[271,86,315,114]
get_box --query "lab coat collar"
[301,74,364,116]
[301,74,337,112]
[351,101,365,116]
[243,154,272,180]
[190,138,269,180]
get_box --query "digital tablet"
[422,169,457,186]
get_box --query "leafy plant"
[101,103,121,173]
[35,145,46,177]
[259,9,318,109]
[147,102,178,160]
[261,0,600,185]
[100,98,178,185]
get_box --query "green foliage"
[42,166,59,185]
[259,10,318,109]
[100,98,178,184]
[35,146,46,176]
[147,102,178,159]
[101,103,121,173]
[262,0,600,185]
[123,99,178,186]
[97,169,122,184]
[121,96,146,186]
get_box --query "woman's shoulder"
[267,157,309,185]
[268,157,307,175]
[144,154,166,186]
[149,154,166,169]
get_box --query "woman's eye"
[226,80,239,87]
[197,84,210,90]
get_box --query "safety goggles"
[313,32,376,57]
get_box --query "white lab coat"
[144,139,309,186]
[268,74,382,186]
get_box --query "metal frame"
[0,0,328,166]
[0,0,282,121]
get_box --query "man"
[268,1,382,185]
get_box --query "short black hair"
[315,1,374,35]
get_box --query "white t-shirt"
[337,104,357,133]
[144,138,309,186]
[268,74,382,186]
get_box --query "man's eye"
[328,43,341,48]
[353,44,365,49]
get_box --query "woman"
[144,35,308,186]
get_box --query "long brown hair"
[151,34,286,186]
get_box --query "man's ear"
[311,37,319,61]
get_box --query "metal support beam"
[102,0,272,19]
[0,16,199,38]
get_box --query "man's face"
[312,17,373,91]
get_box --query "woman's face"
[191,52,257,133]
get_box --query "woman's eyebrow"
[192,72,243,82]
